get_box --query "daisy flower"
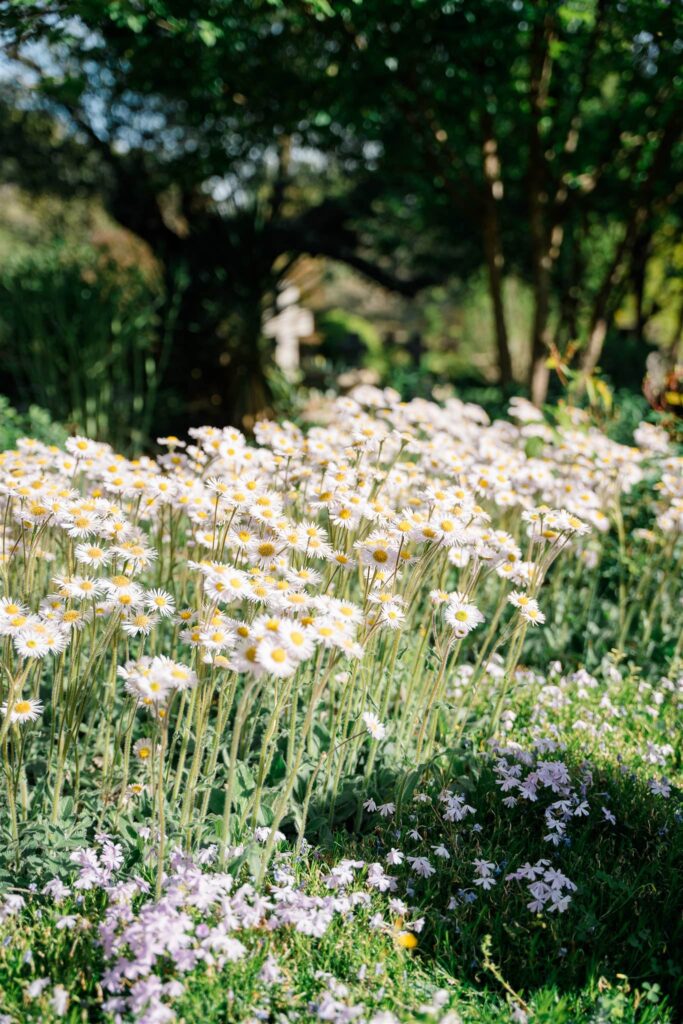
[65,436,100,458]
[330,550,356,570]
[122,612,158,637]
[1,697,44,723]
[74,543,112,567]
[233,641,265,676]
[379,604,405,630]
[133,738,155,761]
[362,711,387,740]
[13,628,51,659]
[257,639,297,678]
[248,537,282,567]
[144,589,176,618]
[157,436,186,449]
[520,604,546,626]
[280,621,315,659]
[151,656,198,691]
[126,672,171,704]
[444,594,484,636]
[197,619,235,651]
[0,598,28,622]
[59,608,87,631]
[357,534,400,571]
[63,510,102,538]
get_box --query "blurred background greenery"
[0,0,681,449]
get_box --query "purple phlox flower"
[100,841,124,872]
[27,977,51,998]
[50,984,70,1017]
[56,915,78,930]
[441,792,476,821]
[0,894,25,923]
[43,878,71,902]
[407,856,435,878]
[253,826,286,844]
[649,777,671,798]
[366,863,396,892]
[536,760,571,792]
[259,954,282,985]
[324,859,363,890]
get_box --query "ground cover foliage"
[0,386,681,1023]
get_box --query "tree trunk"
[480,120,513,387]
[631,229,651,339]
[526,13,556,406]
[529,251,552,406]
[580,110,682,378]
[581,318,609,381]
[670,302,683,358]
[552,221,581,352]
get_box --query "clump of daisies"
[0,384,678,884]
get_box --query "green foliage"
[368,750,683,1000]
[1,0,680,422]
[0,243,170,451]
[317,309,385,371]
[0,395,67,450]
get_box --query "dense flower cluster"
[361,734,680,938]
[0,385,677,891]
[1,835,442,1024]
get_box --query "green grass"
[1,732,680,1023]
[0,902,676,1023]
[0,850,677,1024]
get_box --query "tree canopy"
[1,0,681,421]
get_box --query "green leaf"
[197,20,221,47]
